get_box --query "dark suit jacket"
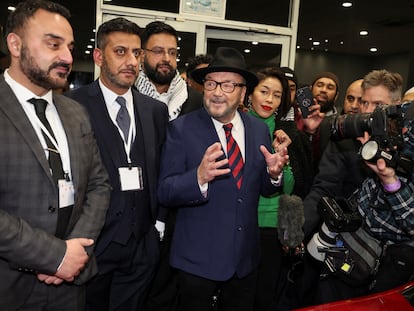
[179,86,203,116]
[0,75,111,309]
[158,107,280,281]
[66,80,169,256]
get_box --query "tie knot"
[223,123,233,132]
[29,98,48,116]
[116,96,127,108]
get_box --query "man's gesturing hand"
[197,142,230,185]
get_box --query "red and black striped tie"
[223,123,244,189]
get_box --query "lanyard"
[121,121,135,165]
[30,107,71,178]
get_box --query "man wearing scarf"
[135,21,202,121]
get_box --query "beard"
[143,60,176,85]
[319,99,335,113]
[19,45,70,90]
[100,55,136,90]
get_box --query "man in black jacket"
[134,20,203,311]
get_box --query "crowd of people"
[0,1,413,311]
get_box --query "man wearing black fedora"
[157,47,289,311]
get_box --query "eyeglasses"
[203,79,246,93]
[144,47,178,58]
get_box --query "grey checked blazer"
[0,74,111,309]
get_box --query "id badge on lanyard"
[117,119,144,191]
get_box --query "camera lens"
[307,223,338,262]
[330,113,372,140]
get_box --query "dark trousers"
[278,253,322,309]
[21,281,85,311]
[254,228,285,311]
[144,211,179,311]
[143,236,179,311]
[86,227,159,311]
[177,269,257,311]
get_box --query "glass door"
[206,28,292,71]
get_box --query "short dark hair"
[186,54,213,77]
[141,21,178,48]
[96,17,141,50]
[6,0,71,36]
[255,67,292,119]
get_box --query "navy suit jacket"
[158,107,280,281]
[66,81,168,256]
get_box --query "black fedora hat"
[191,47,258,91]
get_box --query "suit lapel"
[198,107,223,147]
[134,93,151,168]
[54,94,79,187]
[0,77,55,187]
[88,82,126,166]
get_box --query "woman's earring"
[247,97,252,108]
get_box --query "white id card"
[119,167,143,191]
[58,179,75,208]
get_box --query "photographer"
[357,102,414,294]
[296,70,410,307]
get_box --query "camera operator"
[357,104,414,294]
[292,70,408,308]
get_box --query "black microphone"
[278,194,305,248]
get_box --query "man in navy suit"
[66,17,169,311]
[157,47,289,311]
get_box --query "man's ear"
[93,48,103,67]
[7,33,21,57]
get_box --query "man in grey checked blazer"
[0,1,110,310]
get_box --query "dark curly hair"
[254,67,292,120]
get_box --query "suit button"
[48,206,56,213]
[237,226,242,231]
[237,198,243,203]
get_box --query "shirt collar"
[4,69,54,105]
[98,78,133,109]
[211,110,243,132]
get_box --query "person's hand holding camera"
[365,157,401,193]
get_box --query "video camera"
[329,103,413,176]
[307,196,361,262]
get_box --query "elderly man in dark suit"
[66,17,169,311]
[0,1,110,310]
[158,47,289,311]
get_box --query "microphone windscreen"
[278,194,305,248]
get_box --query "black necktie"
[223,123,244,189]
[116,96,130,140]
[29,98,70,239]
[29,98,64,184]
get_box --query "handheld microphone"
[278,194,305,248]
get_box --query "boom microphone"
[278,194,305,248]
